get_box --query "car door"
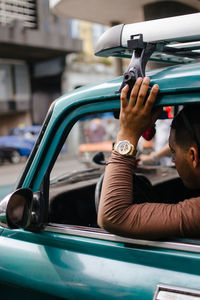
[1,72,200,299]
[1,223,200,299]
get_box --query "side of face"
[169,128,200,189]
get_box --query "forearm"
[140,144,171,164]
[97,151,182,239]
[155,144,171,159]
[97,78,181,239]
[97,151,137,236]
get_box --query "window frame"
[45,223,200,254]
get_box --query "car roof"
[52,60,200,119]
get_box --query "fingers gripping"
[129,77,143,107]
[121,77,159,113]
[134,77,151,109]
[118,77,160,143]
[120,84,129,110]
[145,84,159,113]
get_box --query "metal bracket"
[116,34,156,95]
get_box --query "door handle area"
[154,285,200,300]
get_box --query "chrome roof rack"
[95,13,200,94]
[95,13,200,60]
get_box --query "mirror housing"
[29,191,47,231]
[0,188,33,229]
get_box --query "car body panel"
[1,226,200,299]
[1,54,200,298]
[51,61,200,115]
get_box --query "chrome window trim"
[153,284,200,300]
[45,223,200,253]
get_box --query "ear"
[189,146,199,168]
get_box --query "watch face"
[117,141,131,155]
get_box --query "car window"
[48,103,200,231]
[48,107,188,228]
[49,112,119,226]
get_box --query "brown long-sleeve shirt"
[98,151,200,240]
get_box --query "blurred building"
[62,20,115,94]
[61,20,116,155]
[0,0,82,134]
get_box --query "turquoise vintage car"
[1,13,200,299]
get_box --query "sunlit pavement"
[0,160,27,186]
[0,154,93,186]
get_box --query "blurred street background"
[0,154,86,186]
[0,0,199,194]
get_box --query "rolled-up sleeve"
[97,151,200,239]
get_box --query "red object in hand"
[142,125,156,141]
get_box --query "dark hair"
[171,104,200,152]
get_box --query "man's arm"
[97,150,200,239]
[97,78,200,239]
[139,143,171,165]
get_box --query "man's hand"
[117,77,162,146]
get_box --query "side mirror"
[0,188,33,229]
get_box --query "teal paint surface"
[1,59,200,299]
[1,228,200,299]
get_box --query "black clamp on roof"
[116,34,156,95]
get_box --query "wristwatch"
[114,140,135,156]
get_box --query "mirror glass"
[7,194,26,226]
[5,188,33,228]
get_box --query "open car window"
[48,104,200,231]
[49,112,119,226]
[48,108,181,229]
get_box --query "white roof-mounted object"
[95,12,200,60]
[94,13,200,95]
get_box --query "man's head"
[169,104,200,189]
